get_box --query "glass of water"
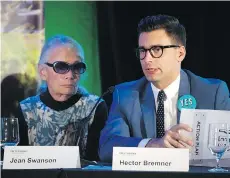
[0,118,20,165]
[208,123,229,172]
[0,117,20,147]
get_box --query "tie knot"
[157,90,166,102]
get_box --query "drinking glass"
[0,117,20,165]
[208,123,229,172]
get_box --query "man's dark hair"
[137,14,186,47]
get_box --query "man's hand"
[146,123,193,148]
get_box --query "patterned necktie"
[156,90,166,138]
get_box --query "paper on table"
[179,109,230,168]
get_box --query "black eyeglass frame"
[135,45,181,60]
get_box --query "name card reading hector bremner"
[112,147,189,172]
[3,146,80,169]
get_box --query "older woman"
[18,35,108,161]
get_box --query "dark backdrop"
[96,1,230,107]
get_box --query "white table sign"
[112,147,189,172]
[180,109,230,167]
[3,146,81,169]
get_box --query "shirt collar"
[151,75,180,100]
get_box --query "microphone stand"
[76,86,114,146]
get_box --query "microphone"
[75,86,115,146]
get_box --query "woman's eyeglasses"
[45,61,86,74]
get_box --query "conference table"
[2,166,230,178]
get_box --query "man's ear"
[177,46,186,62]
[38,64,47,81]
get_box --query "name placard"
[112,147,189,172]
[3,146,81,169]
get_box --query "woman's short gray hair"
[37,35,85,94]
[39,34,85,64]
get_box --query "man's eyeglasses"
[135,45,180,60]
[45,61,86,74]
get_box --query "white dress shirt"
[138,75,180,147]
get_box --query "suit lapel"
[177,70,191,123]
[140,82,156,138]
[139,70,191,138]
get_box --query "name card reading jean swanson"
[9,157,57,164]
[3,146,80,169]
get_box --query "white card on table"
[112,147,189,172]
[3,146,81,169]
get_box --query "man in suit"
[99,14,230,162]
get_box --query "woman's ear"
[38,64,47,81]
